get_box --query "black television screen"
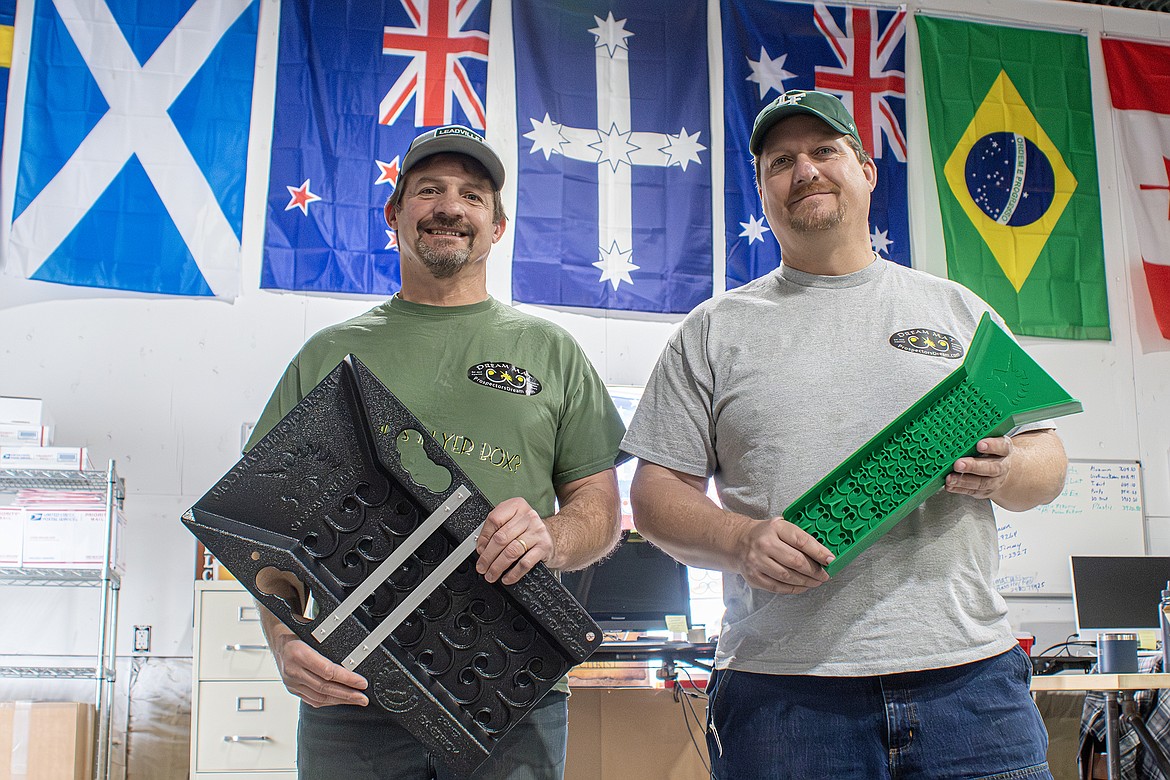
[1070,555,1170,633]
[561,531,691,632]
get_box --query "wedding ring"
[516,538,529,554]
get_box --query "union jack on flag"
[380,0,490,129]
[813,4,906,163]
[262,0,491,295]
[722,0,911,289]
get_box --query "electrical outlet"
[133,625,151,652]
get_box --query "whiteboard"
[994,461,1145,596]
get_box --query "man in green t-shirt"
[248,125,626,779]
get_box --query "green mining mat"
[783,313,1082,576]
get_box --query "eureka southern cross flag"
[917,16,1110,340]
[263,0,491,295]
[512,0,712,314]
[1102,38,1170,340]
[9,0,259,298]
[722,0,910,289]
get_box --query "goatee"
[417,240,472,279]
[415,217,475,278]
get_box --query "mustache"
[421,216,474,235]
[788,183,837,204]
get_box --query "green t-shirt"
[249,295,625,518]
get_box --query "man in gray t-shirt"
[622,91,1068,779]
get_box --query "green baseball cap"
[749,89,862,156]
[398,124,506,191]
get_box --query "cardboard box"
[21,508,124,571]
[0,701,94,780]
[0,447,90,471]
[0,398,47,427]
[0,508,21,566]
[0,426,53,447]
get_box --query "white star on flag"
[593,241,639,289]
[661,128,706,171]
[747,47,797,101]
[385,229,398,251]
[739,214,771,244]
[592,123,641,171]
[285,179,321,215]
[589,12,633,56]
[524,114,567,160]
[870,226,893,257]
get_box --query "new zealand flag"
[512,0,712,314]
[263,0,491,294]
[723,0,910,289]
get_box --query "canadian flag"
[1102,38,1170,339]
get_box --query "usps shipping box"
[0,397,47,427]
[0,447,90,471]
[21,508,124,571]
[0,425,53,447]
[0,508,21,566]
[0,701,94,780]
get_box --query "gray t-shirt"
[622,259,1044,676]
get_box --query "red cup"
[1014,632,1035,655]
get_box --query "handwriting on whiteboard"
[994,461,1144,595]
[1028,462,1142,516]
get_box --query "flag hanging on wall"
[511,0,711,314]
[722,0,910,290]
[1102,38,1170,341]
[0,0,16,145]
[8,0,259,298]
[918,16,1110,340]
[262,0,491,295]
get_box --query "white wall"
[0,0,1167,698]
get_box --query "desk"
[1030,673,1170,779]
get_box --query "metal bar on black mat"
[342,522,484,671]
[312,485,472,643]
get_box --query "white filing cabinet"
[191,580,299,779]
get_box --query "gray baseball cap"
[398,125,506,190]
[749,90,862,155]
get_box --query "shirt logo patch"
[889,328,964,359]
[468,362,543,396]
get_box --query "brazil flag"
[918,16,1110,340]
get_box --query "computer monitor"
[1070,555,1170,637]
[561,531,691,632]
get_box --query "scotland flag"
[723,0,910,289]
[512,0,712,314]
[8,0,259,298]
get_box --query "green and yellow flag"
[917,16,1110,340]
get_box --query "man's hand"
[734,517,834,594]
[945,435,1014,500]
[475,497,553,585]
[269,628,369,708]
[944,430,1067,511]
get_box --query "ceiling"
[1066,0,1170,12]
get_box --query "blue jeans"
[296,690,568,779]
[705,646,1051,780]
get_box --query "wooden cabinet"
[190,581,298,779]
[566,687,710,780]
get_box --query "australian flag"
[7,0,259,298]
[512,0,712,314]
[723,0,910,288]
[263,0,490,295]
